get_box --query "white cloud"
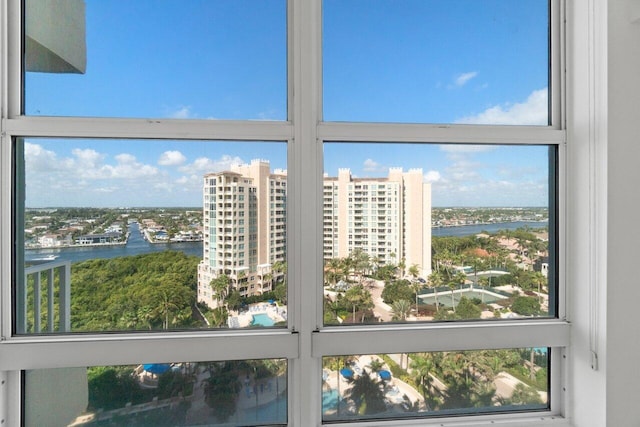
[71,148,104,167]
[25,143,158,181]
[456,88,548,125]
[158,150,187,166]
[94,187,118,193]
[168,106,193,119]
[455,71,478,87]
[25,143,72,171]
[115,153,136,164]
[179,154,244,174]
[362,158,386,173]
[424,170,442,182]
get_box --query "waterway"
[432,220,547,237]
[25,221,547,265]
[25,222,203,264]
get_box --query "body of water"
[25,222,202,264]
[252,313,276,327]
[432,221,547,237]
[25,221,547,265]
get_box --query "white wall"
[607,0,640,425]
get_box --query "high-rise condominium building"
[323,168,432,279]
[197,160,287,308]
[198,161,431,309]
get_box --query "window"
[0,0,578,426]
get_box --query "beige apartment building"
[323,168,432,279]
[198,161,431,308]
[197,160,287,308]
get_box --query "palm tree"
[391,299,412,321]
[235,270,247,291]
[449,271,467,313]
[350,249,371,283]
[478,277,490,304]
[262,272,273,291]
[325,258,344,286]
[152,286,182,329]
[209,306,229,328]
[272,261,287,287]
[506,383,543,405]
[408,264,420,280]
[427,272,443,312]
[411,354,438,410]
[409,281,423,316]
[137,305,154,330]
[368,358,385,374]
[398,257,407,279]
[346,369,387,415]
[344,285,374,323]
[210,274,231,307]
[532,272,546,305]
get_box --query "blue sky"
[23,0,550,208]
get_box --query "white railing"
[19,260,71,333]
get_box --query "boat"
[25,254,59,263]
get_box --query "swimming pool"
[322,389,340,413]
[252,313,276,327]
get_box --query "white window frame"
[0,0,608,426]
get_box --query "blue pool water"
[252,313,276,327]
[322,389,340,413]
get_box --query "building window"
[0,0,573,426]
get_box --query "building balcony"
[18,260,71,334]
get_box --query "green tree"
[391,299,412,321]
[344,285,374,323]
[204,362,242,422]
[274,282,287,305]
[505,383,543,405]
[272,261,287,286]
[381,279,413,305]
[408,264,420,280]
[210,275,231,306]
[455,297,482,320]
[411,354,440,410]
[87,366,143,411]
[225,289,243,312]
[448,271,468,313]
[512,296,541,316]
[427,271,444,311]
[208,306,229,328]
[346,370,387,415]
[150,282,191,330]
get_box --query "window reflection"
[25,359,287,427]
[322,349,549,422]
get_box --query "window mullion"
[312,321,570,358]
[0,331,299,371]
[318,122,566,145]
[290,0,323,424]
[3,116,294,141]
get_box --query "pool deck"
[229,302,287,328]
[323,354,425,417]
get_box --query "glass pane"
[323,143,555,325]
[24,358,287,426]
[24,0,286,120]
[323,0,549,124]
[16,138,288,334]
[322,349,549,422]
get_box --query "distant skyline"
[23,0,550,208]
